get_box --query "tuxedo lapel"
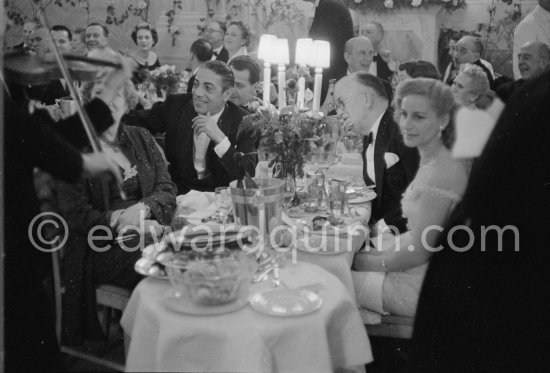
[374,111,391,210]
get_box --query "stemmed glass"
[214,187,232,224]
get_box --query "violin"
[3,49,122,86]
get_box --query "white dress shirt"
[193,108,231,179]
[211,45,224,61]
[365,112,384,184]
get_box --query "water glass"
[327,179,348,221]
[305,171,325,212]
[215,187,232,224]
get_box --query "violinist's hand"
[141,220,164,239]
[82,152,123,186]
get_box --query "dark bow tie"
[212,51,219,57]
[362,132,373,153]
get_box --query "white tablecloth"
[121,263,372,372]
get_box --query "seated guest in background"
[344,36,375,75]
[497,41,550,103]
[396,60,441,82]
[11,19,38,50]
[56,48,176,344]
[228,55,261,111]
[85,22,109,51]
[442,32,462,86]
[455,35,495,89]
[205,20,228,62]
[361,21,395,82]
[335,73,419,234]
[50,25,72,52]
[452,65,494,110]
[186,38,213,94]
[352,78,468,317]
[124,60,258,194]
[71,27,88,55]
[129,23,160,71]
[224,21,250,62]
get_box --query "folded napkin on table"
[176,190,217,225]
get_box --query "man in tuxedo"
[334,72,419,234]
[411,71,550,372]
[361,22,395,82]
[11,20,38,50]
[497,41,550,102]
[228,55,261,110]
[186,38,213,95]
[344,36,375,75]
[85,22,109,51]
[124,60,258,194]
[307,0,354,101]
[455,35,495,89]
[205,20,229,63]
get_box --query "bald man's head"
[518,41,550,79]
[344,36,374,73]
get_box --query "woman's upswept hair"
[459,64,493,109]
[81,78,139,111]
[393,78,457,148]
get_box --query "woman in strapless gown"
[352,78,469,317]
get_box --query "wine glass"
[214,187,232,224]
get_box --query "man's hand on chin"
[192,113,225,144]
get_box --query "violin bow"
[38,10,127,200]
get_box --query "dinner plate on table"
[162,288,249,316]
[249,288,323,317]
[294,243,351,256]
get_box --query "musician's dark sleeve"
[35,98,114,149]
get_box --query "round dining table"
[121,262,372,372]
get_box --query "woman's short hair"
[394,78,457,148]
[399,60,441,80]
[460,64,490,98]
[81,79,139,111]
[226,21,250,47]
[131,23,159,46]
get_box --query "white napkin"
[176,190,216,224]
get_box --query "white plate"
[249,288,323,317]
[162,288,249,316]
[349,190,377,204]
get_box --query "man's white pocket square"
[384,152,400,168]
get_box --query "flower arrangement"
[242,106,339,181]
[150,65,179,96]
[343,0,466,13]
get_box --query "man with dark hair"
[124,60,258,193]
[50,24,72,52]
[85,22,109,51]
[186,38,214,94]
[228,55,261,109]
[455,35,495,89]
[204,20,229,62]
[334,72,418,234]
[307,0,354,101]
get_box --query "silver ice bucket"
[229,178,285,237]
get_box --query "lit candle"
[257,34,277,107]
[310,40,330,114]
[272,38,289,111]
[295,38,313,110]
